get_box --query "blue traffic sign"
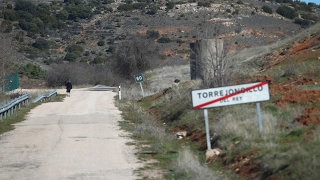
[134,73,144,83]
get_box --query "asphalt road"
[0,89,141,180]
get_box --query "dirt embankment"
[224,34,320,179]
[149,32,320,179]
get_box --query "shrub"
[14,0,37,15]
[307,2,317,7]
[117,4,133,11]
[198,1,210,7]
[67,5,93,20]
[166,2,175,9]
[56,10,69,20]
[84,51,90,56]
[106,46,115,53]
[282,64,296,77]
[102,0,114,4]
[262,5,273,14]
[18,20,39,33]
[32,38,49,50]
[4,24,13,33]
[276,6,297,19]
[19,63,45,79]
[294,18,311,28]
[65,44,84,53]
[52,21,66,29]
[301,13,318,21]
[97,40,105,46]
[147,5,158,15]
[1,20,13,33]
[64,52,78,61]
[107,39,115,45]
[146,30,160,39]
[15,11,33,22]
[176,39,185,44]
[276,0,293,3]
[296,4,312,12]
[3,10,17,21]
[64,0,84,5]
[92,56,106,64]
[15,31,25,42]
[7,4,13,9]
[237,0,243,4]
[40,14,57,25]
[132,2,146,10]
[158,36,171,43]
[232,9,240,15]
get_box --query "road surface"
[0,89,141,180]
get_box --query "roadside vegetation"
[0,102,39,134]
[0,91,65,135]
[115,28,320,179]
[0,0,320,178]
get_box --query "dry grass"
[0,89,54,106]
[120,65,191,100]
[172,148,223,180]
[229,23,320,75]
[134,109,175,142]
[213,104,279,142]
[144,65,190,93]
[208,103,320,179]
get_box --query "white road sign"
[192,82,270,109]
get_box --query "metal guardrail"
[32,89,57,103]
[0,89,57,121]
[0,94,29,120]
[86,85,116,91]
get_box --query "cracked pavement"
[0,89,141,180]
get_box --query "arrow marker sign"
[192,82,270,109]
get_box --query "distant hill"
[0,0,319,87]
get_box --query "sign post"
[134,73,144,97]
[256,102,262,133]
[191,82,270,149]
[139,82,144,97]
[204,109,211,150]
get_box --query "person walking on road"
[65,81,72,97]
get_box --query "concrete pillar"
[190,39,224,81]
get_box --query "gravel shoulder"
[0,89,141,180]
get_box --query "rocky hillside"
[0,0,319,87]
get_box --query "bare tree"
[190,25,234,88]
[114,33,159,80]
[46,62,119,87]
